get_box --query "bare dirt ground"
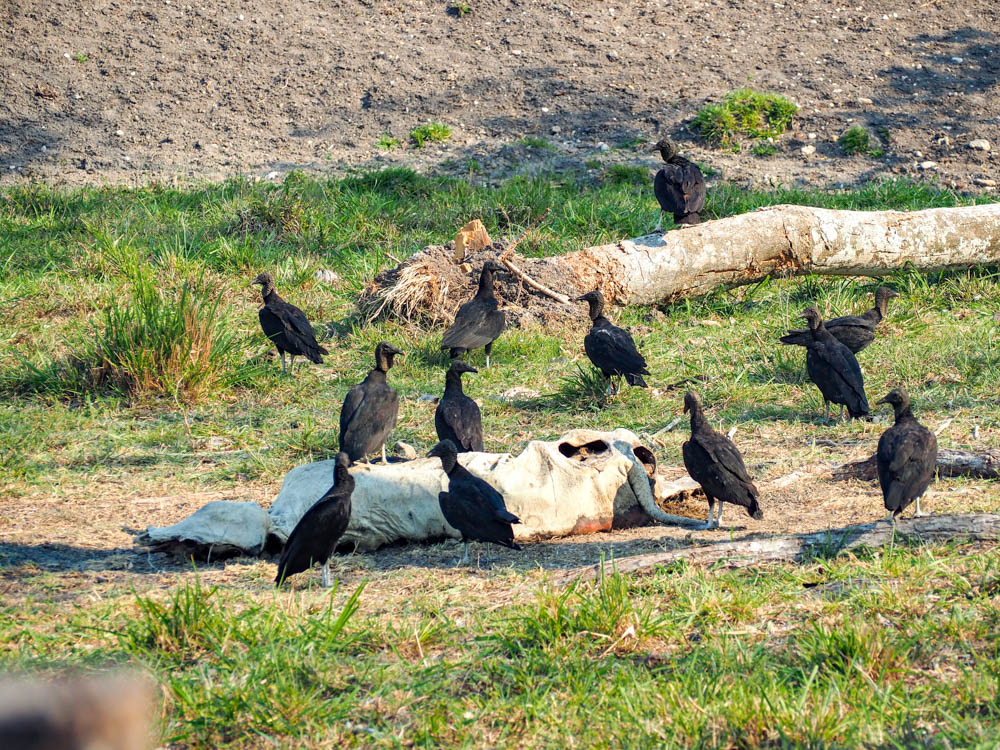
[2,0,997,191]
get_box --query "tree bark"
[832,448,1000,482]
[552,513,1000,586]
[543,202,1000,305]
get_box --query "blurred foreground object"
[0,672,154,750]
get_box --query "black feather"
[339,342,403,463]
[799,307,870,419]
[441,261,506,362]
[435,361,484,452]
[577,291,650,389]
[876,388,937,518]
[253,273,328,367]
[780,287,899,353]
[429,440,522,551]
[652,139,706,226]
[275,452,353,585]
[681,392,763,523]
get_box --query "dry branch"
[553,513,1000,585]
[832,448,1000,482]
[500,256,573,305]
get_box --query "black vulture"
[876,387,937,521]
[576,290,650,395]
[251,272,329,373]
[275,452,353,587]
[650,138,706,230]
[427,439,521,564]
[435,360,484,453]
[800,306,870,421]
[441,260,507,367]
[780,287,900,353]
[681,391,763,530]
[338,342,403,464]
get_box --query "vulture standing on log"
[275,452,353,587]
[780,287,900,353]
[576,290,650,394]
[441,260,507,367]
[799,306,870,421]
[435,360,484,453]
[428,439,521,564]
[681,391,763,530]
[650,138,706,230]
[876,387,937,521]
[252,272,329,373]
[338,342,404,464]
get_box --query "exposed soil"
[2,0,997,191]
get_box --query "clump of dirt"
[359,241,585,328]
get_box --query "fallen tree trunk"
[360,203,1000,322]
[554,202,1000,305]
[832,448,1000,482]
[553,513,1000,585]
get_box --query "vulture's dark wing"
[654,161,705,215]
[808,341,867,405]
[584,325,650,377]
[441,299,506,351]
[436,398,483,452]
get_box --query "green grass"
[518,136,556,151]
[410,122,452,148]
[4,546,1000,747]
[448,1,472,17]
[72,51,89,63]
[1,169,999,747]
[693,88,799,149]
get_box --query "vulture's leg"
[654,211,664,233]
[914,497,925,517]
[289,355,297,374]
[321,561,332,588]
[702,497,717,530]
[823,401,831,423]
[484,341,493,368]
[280,351,287,373]
[458,541,471,566]
[715,501,724,529]
[381,443,389,464]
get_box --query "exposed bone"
[553,513,1000,585]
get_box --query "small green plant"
[839,125,871,156]
[750,142,778,157]
[377,135,401,151]
[585,158,601,169]
[518,136,556,150]
[615,135,647,149]
[693,88,799,148]
[409,122,452,148]
[72,52,89,63]
[448,1,472,17]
